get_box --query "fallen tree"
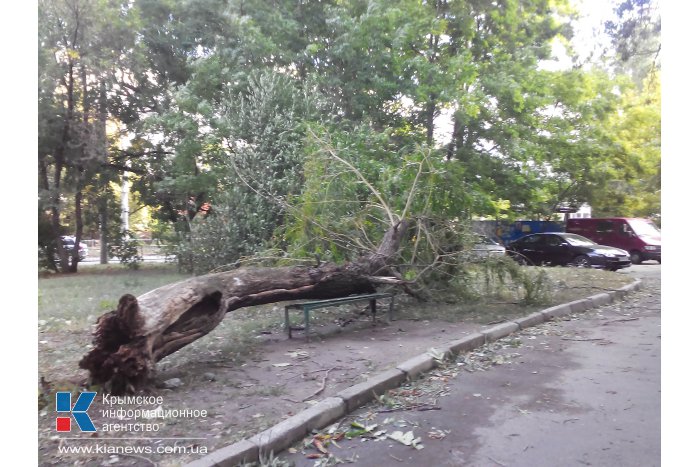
[79,220,410,394]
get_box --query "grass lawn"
[38,263,190,331]
[38,261,633,334]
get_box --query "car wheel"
[512,253,531,266]
[629,250,642,264]
[656,258,661,264]
[572,255,591,268]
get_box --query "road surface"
[282,264,661,466]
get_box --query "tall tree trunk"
[53,56,76,273]
[39,159,59,272]
[69,65,90,272]
[98,80,110,264]
[99,200,109,264]
[69,187,84,273]
[446,110,465,161]
[426,98,436,146]
[80,220,410,394]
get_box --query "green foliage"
[591,72,660,219]
[38,0,659,300]
[167,71,324,273]
[604,0,661,85]
[112,230,144,270]
[416,250,552,306]
[281,123,430,262]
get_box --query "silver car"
[470,235,506,258]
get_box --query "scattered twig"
[302,367,341,401]
[281,397,302,404]
[207,362,236,368]
[561,338,606,342]
[378,403,440,413]
[602,317,640,325]
[486,319,506,325]
[487,456,507,466]
[389,454,404,462]
[121,453,156,466]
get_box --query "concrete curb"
[185,277,643,467]
[336,368,406,412]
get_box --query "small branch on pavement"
[561,337,606,342]
[486,319,506,325]
[487,456,507,467]
[302,367,341,401]
[602,317,640,325]
[378,402,441,413]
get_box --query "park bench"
[284,292,395,340]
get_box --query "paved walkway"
[280,269,661,466]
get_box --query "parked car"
[566,217,660,264]
[469,235,506,258]
[60,236,88,261]
[471,220,564,246]
[506,232,631,271]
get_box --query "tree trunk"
[80,220,410,394]
[98,80,110,265]
[99,201,109,264]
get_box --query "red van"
[565,218,661,264]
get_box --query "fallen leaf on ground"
[428,429,450,439]
[388,430,424,449]
[313,438,329,454]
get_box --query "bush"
[112,230,143,269]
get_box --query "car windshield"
[561,233,596,246]
[476,235,497,245]
[628,219,660,237]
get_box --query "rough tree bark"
[79,220,410,394]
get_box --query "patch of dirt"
[37,267,634,466]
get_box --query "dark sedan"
[506,232,631,271]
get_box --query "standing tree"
[605,0,661,86]
[38,0,141,271]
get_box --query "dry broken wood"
[79,220,410,394]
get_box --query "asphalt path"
[282,263,661,466]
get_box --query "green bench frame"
[284,292,395,339]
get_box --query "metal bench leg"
[389,295,395,321]
[370,298,377,322]
[304,306,310,341]
[285,306,292,338]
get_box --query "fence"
[83,239,174,259]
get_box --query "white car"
[470,235,506,258]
